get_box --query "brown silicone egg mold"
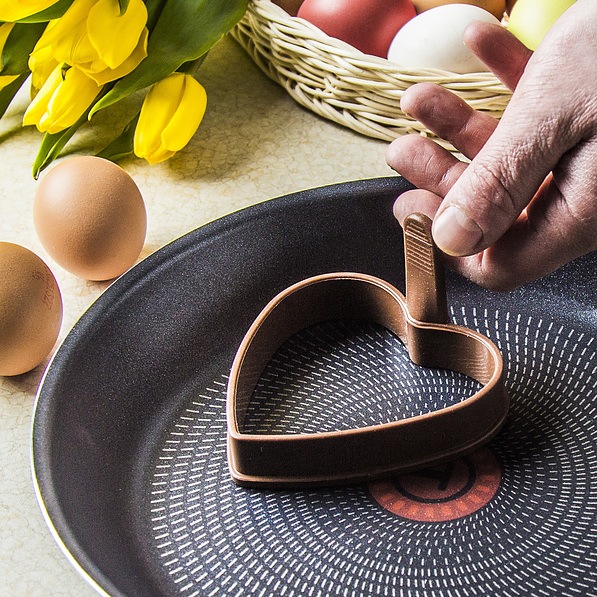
[227,213,509,487]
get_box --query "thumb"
[431,6,587,256]
[430,113,559,256]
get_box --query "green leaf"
[145,0,169,32]
[96,112,139,162]
[31,107,91,178]
[17,0,76,23]
[1,22,46,76]
[0,72,28,120]
[118,0,130,15]
[90,0,248,116]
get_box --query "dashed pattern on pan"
[148,307,597,597]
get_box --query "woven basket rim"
[245,0,509,81]
[232,0,511,146]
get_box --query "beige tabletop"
[0,35,396,595]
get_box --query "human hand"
[386,0,597,290]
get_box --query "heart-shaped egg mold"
[227,214,509,487]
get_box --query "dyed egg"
[413,0,506,19]
[297,0,417,57]
[34,156,147,281]
[508,0,575,50]
[0,242,63,376]
[387,5,501,73]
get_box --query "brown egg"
[413,0,506,19]
[34,156,147,281]
[0,242,63,376]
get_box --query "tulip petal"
[28,20,59,71]
[30,57,59,97]
[87,0,147,70]
[23,64,62,127]
[24,65,101,133]
[43,66,100,133]
[160,76,206,152]
[133,73,208,164]
[35,0,98,66]
[134,73,184,163]
[0,0,61,22]
[82,26,147,85]
[142,147,176,165]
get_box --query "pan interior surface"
[32,178,597,597]
[243,320,484,435]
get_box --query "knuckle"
[557,197,597,252]
[467,160,519,222]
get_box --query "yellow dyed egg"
[0,242,63,376]
[508,0,576,50]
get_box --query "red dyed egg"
[297,0,417,57]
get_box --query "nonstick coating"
[32,177,597,597]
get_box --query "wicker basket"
[232,0,512,150]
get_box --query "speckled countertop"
[0,35,396,595]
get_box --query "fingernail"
[433,205,483,256]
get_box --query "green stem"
[178,54,208,77]
[96,112,140,162]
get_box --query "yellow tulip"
[29,0,148,85]
[134,73,207,164]
[83,27,148,86]
[0,23,19,91]
[29,55,59,98]
[28,21,60,97]
[0,0,59,22]
[23,65,102,134]
[87,0,147,69]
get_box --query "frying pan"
[32,177,597,596]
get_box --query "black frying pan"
[32,177,597,596]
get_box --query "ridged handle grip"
[403,213,449,324]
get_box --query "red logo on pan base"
[369,447,502,522]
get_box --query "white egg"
[387,4,501,73]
